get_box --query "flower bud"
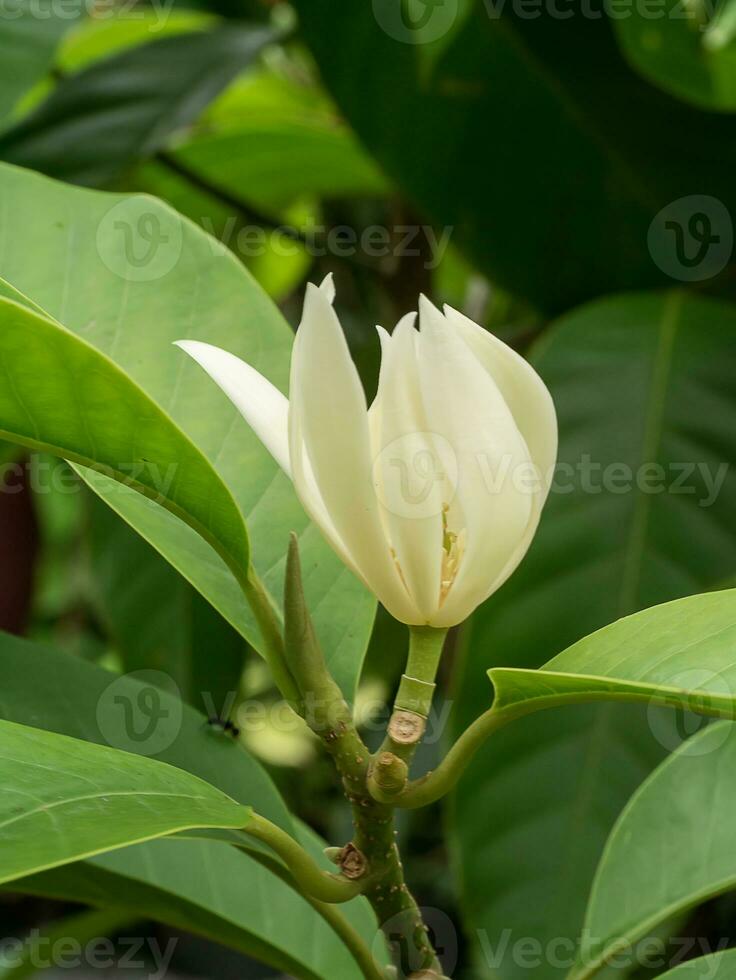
[176,276,557,627]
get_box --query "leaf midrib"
[0,788,232,832]
[618,291,683,617]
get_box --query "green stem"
[244,848,385,980]
[240,566,301,708]
[393,685,736,809]
[351,794,441,977]
[280,542,443,975]
[394,625,448,719]
[303,895,386,980]
[297,657,442,975]
[244,813,363,904]
[369,627,447,803]
[391,703,521,808]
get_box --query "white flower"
[176,276,557,627]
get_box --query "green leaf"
[86,493,246,709]
[0,718,251,885]
[657,949,736,979]
[0,633,378,979]
[0,0,83,129]
[0,441,20,468]
[57,9,218,72]
[291,1,736,312]
[167,70,388,213]
[0,629,291,830]
[22,841,375,980]
[0,292,251,590]
[614,0,736,111]
[0,25,276,186]
[570,723,736,979]
[0,163,375,698]
[133,155,313,301]
[449,291,736,979]
[488,590,736,720]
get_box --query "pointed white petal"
[443,305,558,498]
[416,298,533,626]
[371,314,444,620]
[319,272,336,304]
[289,284,420,623]
[174,340,290,475]
[368,319,406,448]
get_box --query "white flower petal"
[319,272,336,304]
[370,314,444,620]
[416,298,534,625]
[443,305,558,499]
[289,283,419,623]
[174,340,290,476]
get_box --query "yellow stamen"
[440,505,465,605]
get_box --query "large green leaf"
[0,718,251,885]
[570,723,736,979]
[0,25,276,186]
[57,9,218,72]
[613,0,736,110]
[132,155,313,301]
[0,293,250,586]
[167,70,388,213]
[658,950,736,978]
[0,632,379,979]
[291,1,736,312]
[486,590,736,720]
[450,292,736,979]
[0,0,83,129]
[0,163,375,698]
[86,493,246,708]
[21,840,376,980]
[0,630,290,830]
